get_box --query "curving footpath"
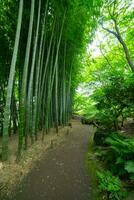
[9,120,92,200]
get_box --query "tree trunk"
[26,0,41,144]
[32,0,48,139]
[2,0,23,161]
[102,19,134,71]
[18,0,35,156]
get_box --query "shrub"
[97,133,134,179]
[93,128,112,146]
[96,170,127,200]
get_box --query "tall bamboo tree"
[18,0,35,155]
[2,0,24,161]
[26,0,41,143]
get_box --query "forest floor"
[1,120,96,200]
[0,125,70,199]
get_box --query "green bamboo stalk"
[26,0,41,144]
[44,37,56,133]
[63,43,67,125]
[2,0,24,161]
[18,0,35,155]
[32,0,48,139]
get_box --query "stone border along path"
[7,120,93,200]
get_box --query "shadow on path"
[8,120,92,200]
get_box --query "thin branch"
[99,44,112,68]
[101,24,118,38]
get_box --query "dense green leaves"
[96,170,126,200]
[73,1,134,197]
[0,0,103,160]
[125,161,134,174]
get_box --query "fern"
[125,161,134,173]
[96,170,127,200]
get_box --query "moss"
[85,126,102,200]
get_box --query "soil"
[0,126,69,199]
[4,120,93,200]
[122,121,134,136]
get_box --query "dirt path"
[8,120,92,200]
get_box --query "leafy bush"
[92,71,134,131]
[125,161,134,174]
[96,170,127,200]
[97,133,134,179]
[93,128,112,146]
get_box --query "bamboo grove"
[0,0,102,161]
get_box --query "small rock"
[0,162,3,170]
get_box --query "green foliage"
[75,0,134,129]
[96,170,126,200]
[125,161,134,174]
[73,0,134,198]
[91,68,134,130]
[97,133,134,179]
[73,93,98,118]
[0,0,104,160]
[0,0,18,81]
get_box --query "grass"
[85,125,102,200]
